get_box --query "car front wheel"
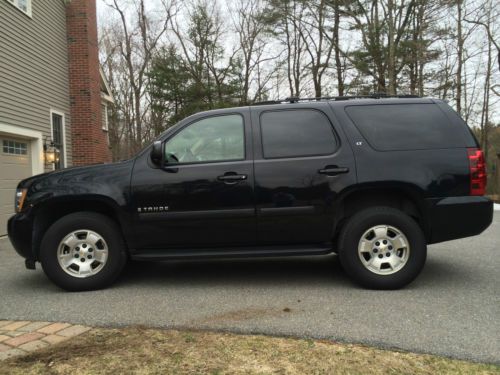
[40,212,127,291]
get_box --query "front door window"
[165,114,244,164]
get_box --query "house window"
[6,0,32,17]
[51,112,65,169]
[101,104,109,131]
[2,140,28,155]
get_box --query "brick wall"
[66,0,111,165]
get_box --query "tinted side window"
[165,114,244,164]
[260,109,337,158]
[345,104,464,151]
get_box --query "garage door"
[0,137,32,236]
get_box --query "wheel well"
[32,200,123,259]
[334,188,428,240]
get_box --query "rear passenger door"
[251,105,356,245]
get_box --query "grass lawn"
[1,327,498,374]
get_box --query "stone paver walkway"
[0,320,90,360]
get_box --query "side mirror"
[150,141,163,166]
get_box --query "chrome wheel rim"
[358,225,410,275]
[57,230,108,278]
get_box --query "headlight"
[15,188,27,213]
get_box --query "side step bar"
[130,244,334,261]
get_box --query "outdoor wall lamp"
[43,138,58,165]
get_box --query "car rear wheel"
[40,212,127,291]
[338,207,426,289]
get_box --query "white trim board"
[0,123,43,175]
[99,67,115,104]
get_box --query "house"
[0,0,113,235]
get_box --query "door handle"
[217,173,248,184]
[318,166,349,176]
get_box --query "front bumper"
[7,210,35,261]
[426,196,493,244]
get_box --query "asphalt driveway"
[0,214,499,364]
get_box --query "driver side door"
[130,110,256,250]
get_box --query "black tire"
[39,212,127,291]
[338,207,426,290]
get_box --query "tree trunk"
[481,22,492,161]
[333,0,344,96]
[387,0,396,95]
[456,1,463,115]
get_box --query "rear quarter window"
[345,104,465,151]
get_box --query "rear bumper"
[426,196,493,244]
[7,211,35,260]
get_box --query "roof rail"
[252,94,420,106]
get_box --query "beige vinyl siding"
[0,0,72,168]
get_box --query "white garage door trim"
[0,123,44,175]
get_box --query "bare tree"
[464,0,500,75]
[405,0,444,96]
[99,20,135,160]
[455,0,465,115]
[232,0,271,104]
[340,0,416,94]
[169,0,239,107]
[481,32,493,159]
[264,0,308,97]
[332,0,345,96]
[292,0,336,97]
[467,0,496,158]
[105,0,174,153]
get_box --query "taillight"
[467,148,486,196]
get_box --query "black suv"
[8,97,493,291]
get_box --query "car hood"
[16,160,135,209]
[18,162,130,190]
